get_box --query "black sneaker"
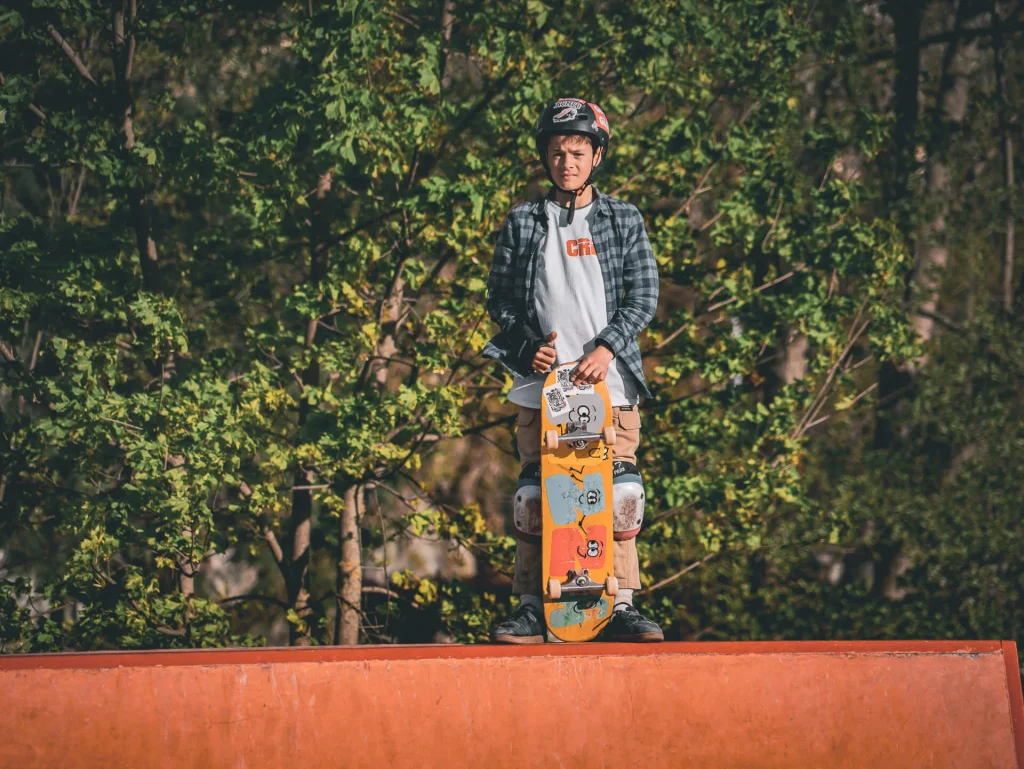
[604,604,664,642]
[491,602,546,644]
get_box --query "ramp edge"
[0,639,1011,671]
[1004,640,1024,769]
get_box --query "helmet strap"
[542,162,594,225]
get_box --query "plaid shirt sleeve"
[596,210,659,358]
[484,213,544,375]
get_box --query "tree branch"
[791,299,872,439]
[862,17,1024,65]
[46,23,97,86]
[263,525,285,566]
[219,593,290,610]
[640,552,716,594]
[655,265,807,351]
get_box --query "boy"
[481,97,663,643]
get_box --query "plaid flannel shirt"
[481,186,659,399]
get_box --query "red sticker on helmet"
[590,103,610,134]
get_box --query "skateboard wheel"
[544,429,560,450]
[605,576,619,596]
[547,578,561,600]
[603,425,617,445]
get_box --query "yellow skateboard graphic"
[540,361,618,642]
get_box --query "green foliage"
[650,311,1023,644]
[1,578,63,653]
[0,0,1018,654]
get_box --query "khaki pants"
[513,405,643,593]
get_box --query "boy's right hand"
[532,331,558,374]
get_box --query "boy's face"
[545,134,602,191]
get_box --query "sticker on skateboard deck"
[544,472,605,523]
[548,525,607,573]
[540,360,618,642]
[549,597,610,629]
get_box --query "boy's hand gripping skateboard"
[540,360,618,642]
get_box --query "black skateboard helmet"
[534,97,610,223]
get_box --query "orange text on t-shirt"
[566,238,596,257]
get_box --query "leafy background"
[1,0,1021,659]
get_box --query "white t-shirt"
[508,197,639,409]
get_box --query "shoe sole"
[492,634,545,644]
[606,631,664,642]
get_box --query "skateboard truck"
[547,569,618,600]
[543,426,616,451]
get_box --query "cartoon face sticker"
[577,539,603,559]
[570,403,595,427]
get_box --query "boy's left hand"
[571,344,614,386]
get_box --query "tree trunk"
[178,527,195,597]
[879,0,924,212]
[874,3,923,447]
[335,483,364,645]
[775,326,808,385]
[912,4,983,359]
[991,1,1016,313]
[876,2,986,446]
[112,0,160,295]
[438,0,455,91]
[288,171,333,645]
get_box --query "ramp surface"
[2,640,1022,769]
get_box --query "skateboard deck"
[540,361,618,642]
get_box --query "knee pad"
[612,461,645,541]
[516,461,645,541]
[513,462,542,541]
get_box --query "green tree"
[1,0,1019,653]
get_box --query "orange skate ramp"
[2,640,1022,769]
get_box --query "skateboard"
[540,360,618,642]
